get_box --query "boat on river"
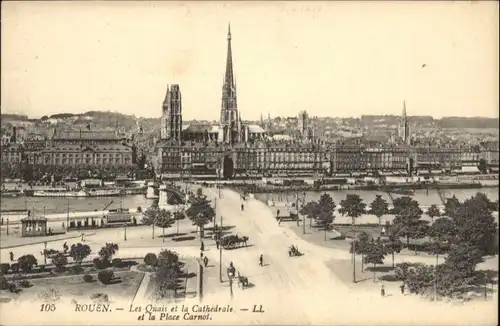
[388,188,415,196]
[33,188,88,198]
[86,188,122,197]
[0,189,24,198]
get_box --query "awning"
[352,172,362,177]
[431,170,441,174]
[335,173,351,177]
[418,170,430,175]
[490,167,499,173]
[461,166,480,173]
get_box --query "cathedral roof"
[247,124,266,133]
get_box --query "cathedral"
[160,24,267,145]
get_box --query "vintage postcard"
[0,1,498,325]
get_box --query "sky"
[1,1,498,120]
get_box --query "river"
[254,187,499,208]
[0,195,155,215]
[1,187,498,215]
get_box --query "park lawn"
[19,270,144,302]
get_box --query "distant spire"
[402,100,407,119]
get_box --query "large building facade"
[1,129,136,180]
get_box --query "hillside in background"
[437,117,499,129]
[1,111,498,134]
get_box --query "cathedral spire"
[402,100,407,119]
[224,23,234,90]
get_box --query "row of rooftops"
[155,140,499,152]
[1,143,132,153]
[181,124,267,134]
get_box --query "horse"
[237,271,249,289]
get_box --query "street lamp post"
[229,277,234,300]
[124,223,127,241]
[219,215,223,283]
[6,218,9,236]
[44,241,47,265]
[352,216,357,283]
[66,197,70,233]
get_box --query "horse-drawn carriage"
[288,245,303,257]
[220,235,249,249]
[227,263,250,290]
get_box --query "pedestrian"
[241,204,244,211]
[259,254,263,267]
[81,233,84,242]
[277,209,280,217]
[62,222,65,229]
[9,251,14,261]
[381,284,385,297]
[216,240,220,249]
[63,242,68,253]
[200,241,205,252]
[203,256,209,267]
[400,283,405,295]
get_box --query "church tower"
[161,84,183,142]
[220,24,239,144]
[398,100,410,145]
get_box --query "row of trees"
[0,242,118,276]
[298,191,498,289]
[347,193,498,298]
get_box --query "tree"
[426,217,455,265]
[300,201,319,228]
[143,202,160,238]
[391,196,424,247]
[154,249,181,299]
[316,193,336,241]
[185,191,215,239]
[98,243,119,264]
[69,243,91,265]
[155,210,175,243]
[453,196,498,256]
[383,232,403,267]
[18,254,38,273]
[51,253,68,272]
[349,231,371,271]
[426,204,441,223]
[369,195,389,226]
[444,195,460,218]
[473,192,496,212]
[338,194,366,283]
[363,240,387,268]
